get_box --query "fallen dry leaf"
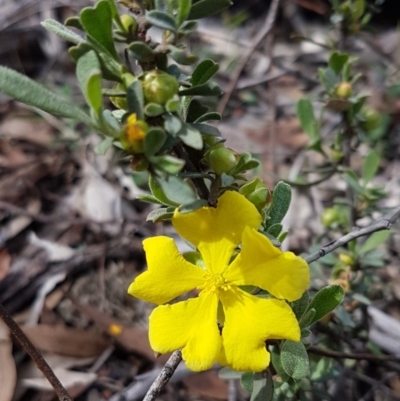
[0,248,11,280]
[183,370,228,400]
[0,319,16,401]
[22,324,109,358]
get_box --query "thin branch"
[142,350,182,401]
[217,0,281,115]
[0,302,73,401]
[308,345,400,362]
[305,207,400,264]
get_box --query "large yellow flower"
[128,191,309,372]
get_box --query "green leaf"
[164,114,183,136]
[129,42,155,62]
[228,153,260,176]
[296,99,318,142]
[188,0,232,20]
[177,0,192,26]
[41,19,84,45]
[179,20,198,34]
[0,67,93,126]
[76,50,103,115]
[80,0,118,59]
[240,372,254,393]
[342,171,364,194]
[65,16,84,30]
[95,137,113,154]
[218,367,242,380]
[146,10,177,31]
[362,149,380,184]
[328,52,349,75]
[190,123,220,136]
[251,371,274,401]
[191,59,219,86]
[149,174,179,206]
[159,176,197,204]
[178,199,208,213]
[179,82,222,97]
[194,112,221,123]
[144,128,167,157]
[127,80,144,120]
[170,47,198,65]
[178,124,203,150]
[186,99,209,123]
[305,285,344,326]
[353,0,366,19]
[152,155,186,174]
[359,230,391,255]
[146,207,174,222]
[267,223,282,238]
[281,340,310,380]
[270,346,289,380]
[299,308,316,328]
[318,68,337,92]
[292,291,309,320]
[137,194,164,205]
[265,181,291,229]
[144,103,164,117]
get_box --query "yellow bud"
[336,82,352,99]
[339,253,355,266]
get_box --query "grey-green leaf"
[296,98,318,142]
[265,181,291,229]
[179,81,222,97]
[178,199,208,213]
[359,230,390,255]
[159,176,197,205]
[178,124,203,150]
[177,0,192,26]
[188,0,232,20]
[305,285,344,326]
[362,149,380,184]
[328,52,349,75]
[194,112,221,123]
[250,371,274,401]
[127,80,144,119]
[144,128,167,157]
[149,175,179,206]
[80,0,118,59]
[146,10,177,31]
[281,340,310,380]
[41,19,84,45]
[0,67,93,127]
[129,42,155,63]
[191,59,219,86]
[76,50,103,115]
[95,137,113,155]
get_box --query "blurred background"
[1,0,400,400]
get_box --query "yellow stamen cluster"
[203,272,231,293]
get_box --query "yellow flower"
[128,191,310,372]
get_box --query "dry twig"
[305,207,400,264]
[308,346,400,362]
[217,0,281,115]
[0,302,74,401]
[142,350,182,401]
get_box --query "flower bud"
[321,207,340,227]
[335,82,352,99]
[142,70,179,105]
[120,14,137,34]
[208,146,237,175]
[361,108,381,132]
[339,253,355,266]
[121,113,149,154]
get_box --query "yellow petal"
[225,227,309,301]
[149,291,221,371]
[172,191,262,274]
[128,236,205,304]
[218,288,300,372]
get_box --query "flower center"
[203,272,232,293]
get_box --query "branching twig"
[0,303,73,401]
[142,350,182,401]
[217,0,281,115]
[305,207,400,264]
[308,345,400,362]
